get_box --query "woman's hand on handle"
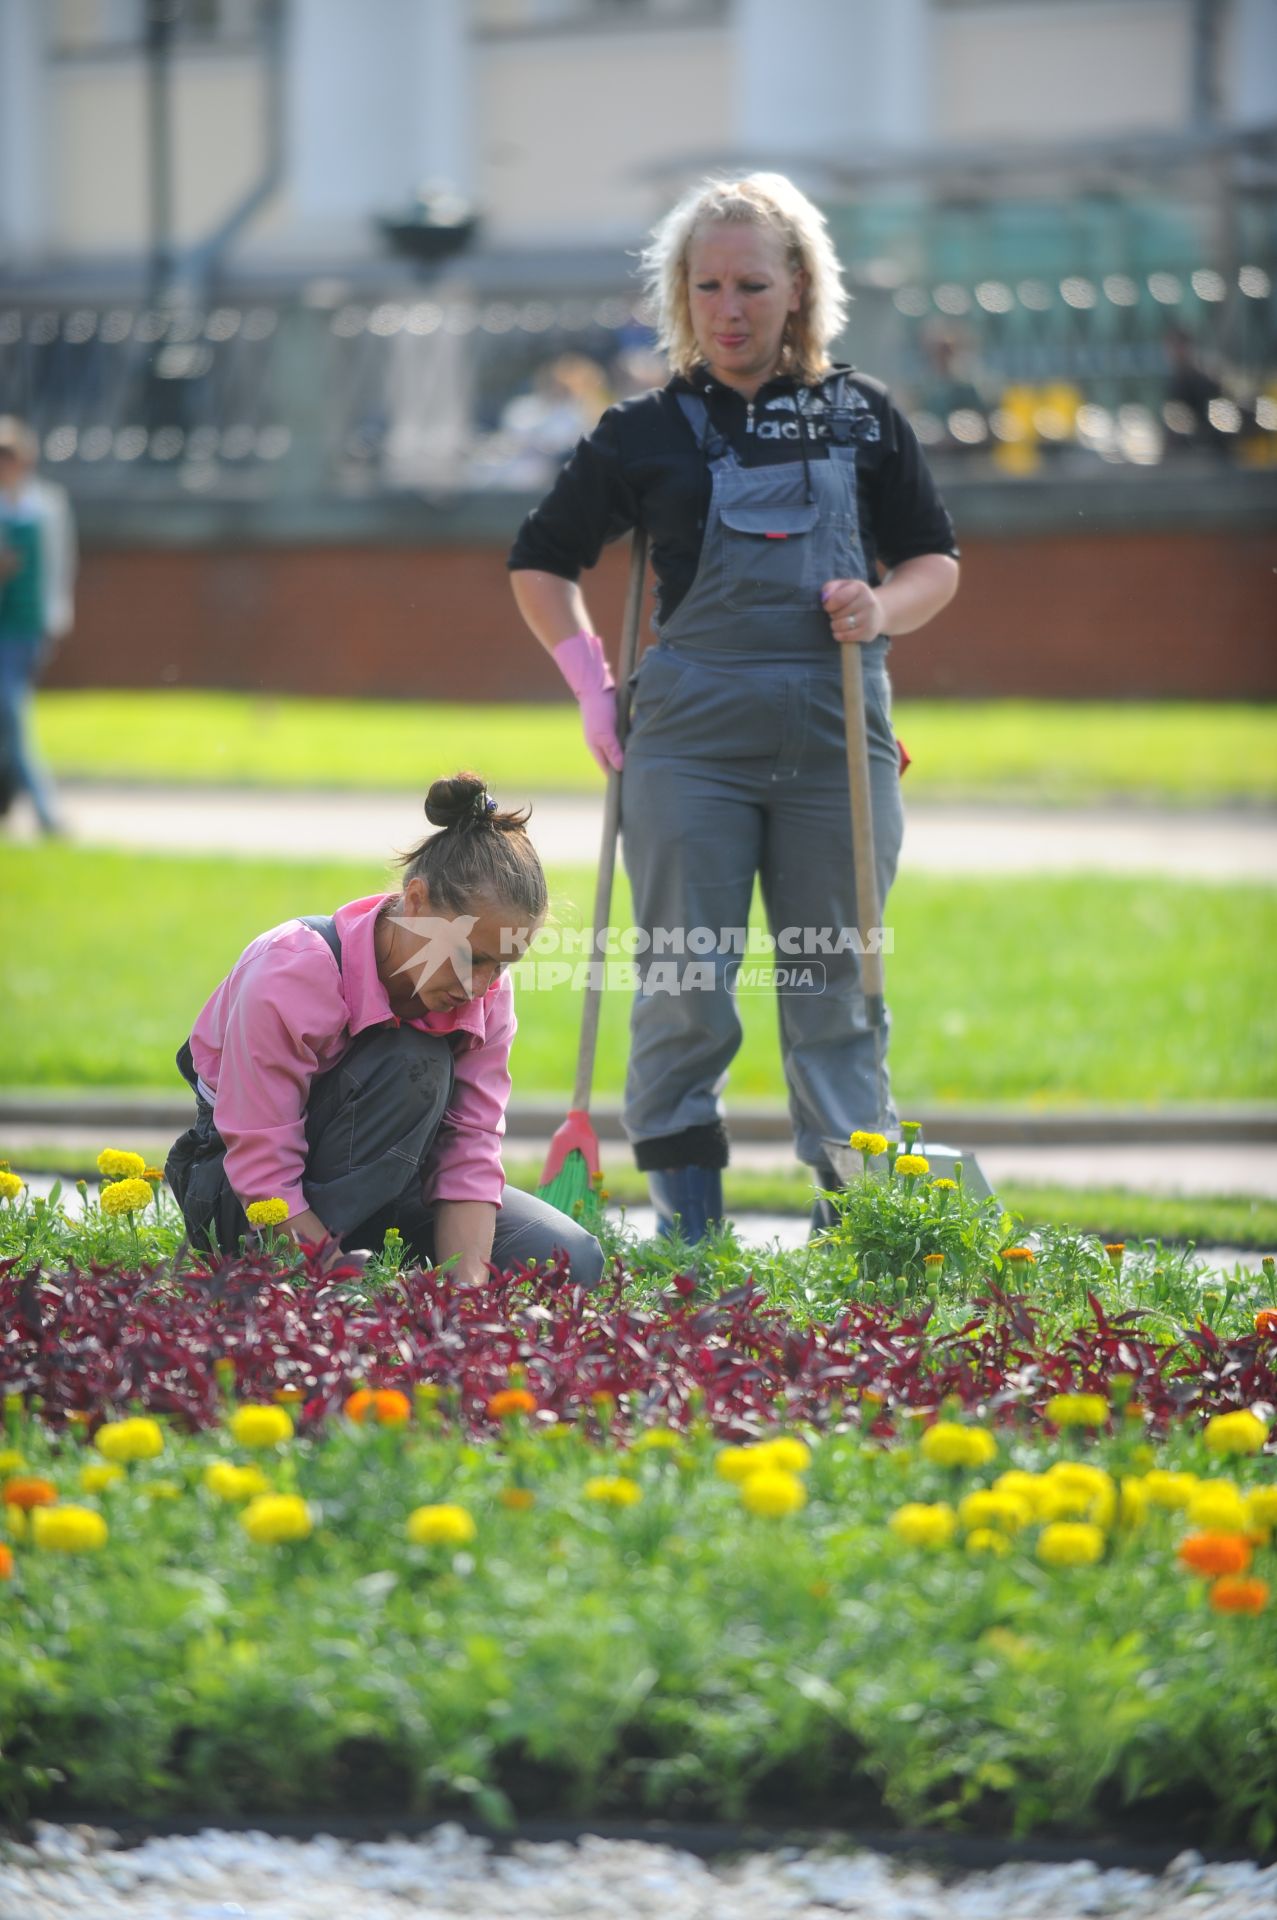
[821,578,886,645]
[511,567,623,774]
[823,554,960,645]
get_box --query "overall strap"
[297,913,343,972]
[675,391,731,465]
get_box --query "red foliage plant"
[1,1258,1273,1442]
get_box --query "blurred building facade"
[0,0,1274,699]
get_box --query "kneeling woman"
[165,773,603,1287]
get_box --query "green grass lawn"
[2,844,1273,1105]
[34,690,1277,805]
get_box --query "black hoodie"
[507,364,958,628]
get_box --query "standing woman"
[165,773,604,1287]
[509,174,959,1241]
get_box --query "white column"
[0,0,48,260]
[735,0,931,162]
[1225,0,1277,126]
[284,0,471,231]
[409,0,472,199]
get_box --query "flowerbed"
[2,1154,1276,1849]
[1,1385,1275,1847]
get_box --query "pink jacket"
[188,892,514,1220]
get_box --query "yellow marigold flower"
[1203,1411,1269,1456]
[959,1489,1031,1533]
[1143,1469,1198,1510]
[499,1488,536,1511]
[992,1469,1050,1514]
[228,1405,293,1449]
[100,1177,155,1217]
[94,1416,164,1463]
[0,1450,26,1477]
[0,1171,24,1204]
[1187,1481,1249,1532]
[739,1468,807,1517]
[965,1527,1011,1557]
[1037,1521,1105,1568]
[920,1422,997,1469]
[583,1475,642,1507]
[97,1148,146,1181]
[631,1429,684,1454]
[1245,1487,1277,1530]
[847,1129,885,1160]
[32,1504,108,1553]
[1044,1392,1109,1429]
[79,1463,125,1495]
[930,1179,957,1192]
[895,1153,930,1178]
[245,1198,290,1227]
[1045,1461,1115,1525]
[204,1462,270,1503]
[240,1493,312,1544]
[406,1502,476,1546]
[889,1502,957,1548]
[716,1446,761,1483]
[752,1436,813,1475]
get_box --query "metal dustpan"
[836,642,995,1206]
[821,1133,995,1202]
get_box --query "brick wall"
[46,525,1277,701]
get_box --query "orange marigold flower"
[0,1543,13,1579]
[1209,1575,1270,1615]
[1003,1247,1036,1264]
[3,1476,57,1512]
[1255,1309,1277,1337]
[500,1488,536,1511]
[1177,1531,1253,1577]
[274,1385,304,1406]
[344,1387,411,1426]
[488,1388,537,1418]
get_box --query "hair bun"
[424,771,495,831]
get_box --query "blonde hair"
[640,172,849,386]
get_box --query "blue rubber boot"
[647,1165,724,1244]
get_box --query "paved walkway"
[12,783,1277,879]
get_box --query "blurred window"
[475,0,726,29]
[51,0,273,56]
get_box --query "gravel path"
[3,1824,1275,1920]
[16,785,1277,880]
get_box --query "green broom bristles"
[538,1149,604,1233]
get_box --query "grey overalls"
[620,382,904,1173]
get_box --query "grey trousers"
[165,1024,604,1287]
[621,648,904,1169]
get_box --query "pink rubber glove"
[553,631,624,774]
